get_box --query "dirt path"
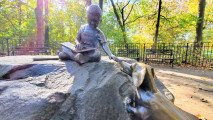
[153,65,213,120]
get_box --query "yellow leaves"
[131,34,152,43]
[188,0,198,15]
[201,77,208,81]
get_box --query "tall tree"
[18,0,22,44]
[110,0,141,45]
[195,0,206,46]
[35,0,44,47]
[99,0,103,10]
[153,0,162,47]
[44,0,49,48]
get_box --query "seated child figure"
[59,5,117,64]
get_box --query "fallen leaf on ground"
[196,114,202,118]
[201,77,208,81]
[196,114,207,120]
[171,73,176,75]
[176,84,180,86]
[200,98,208,103]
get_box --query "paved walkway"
[153,65,213,120]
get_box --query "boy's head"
[87,5,102,28]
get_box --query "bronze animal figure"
[118,61,197,120]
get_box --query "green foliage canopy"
[0,0,212,49]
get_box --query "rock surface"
[0,56,174,120]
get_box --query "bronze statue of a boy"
[59,5,117,64]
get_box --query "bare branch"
[120,0,132,25]
[110,0,123,27]
[116,1,124,25]
[116,2,122,13]
[148,12,157,20]
[125,15,143,25]
[152,20,156,27]
[121,8,124,25]
[124,0,137,23]
[160,15,170,21]
[122,0,130,10]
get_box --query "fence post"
[143,43,145,61]
[210,45,213,68]
[185,43,189,64]
[126,44,129,57]
[163,43,165,52]
[6,38,10,56]
[1,40,4,52]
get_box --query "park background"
[0,0,213,68]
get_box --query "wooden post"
[185,43,189,64]
[1,40,4,53]
[99,0,103,10]
[6,38,9,56]
[45,0,49,48]
[35,0,44,47]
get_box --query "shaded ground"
[153,65,213,120]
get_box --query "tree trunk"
[193,0,206,58]
[35,0,44,47]
[110,0,127,44]
[44,0,49,48]
[121,26,127,45]
[194,0,206,47]
[18,1,22,45]
[121,27,128,50]
[153,0,162,48]
[99,0,103,10]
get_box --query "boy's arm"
[97,28,118,61]
[75,27,82,49]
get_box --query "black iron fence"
[0,38,62,55]
[108,43,213,68]
[0,38,212,68]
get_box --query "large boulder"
[0,56,177,120]
[0,56,137,120]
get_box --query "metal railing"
[0,38,212,68]
[108,43,213,68]
[0,38,62,55]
